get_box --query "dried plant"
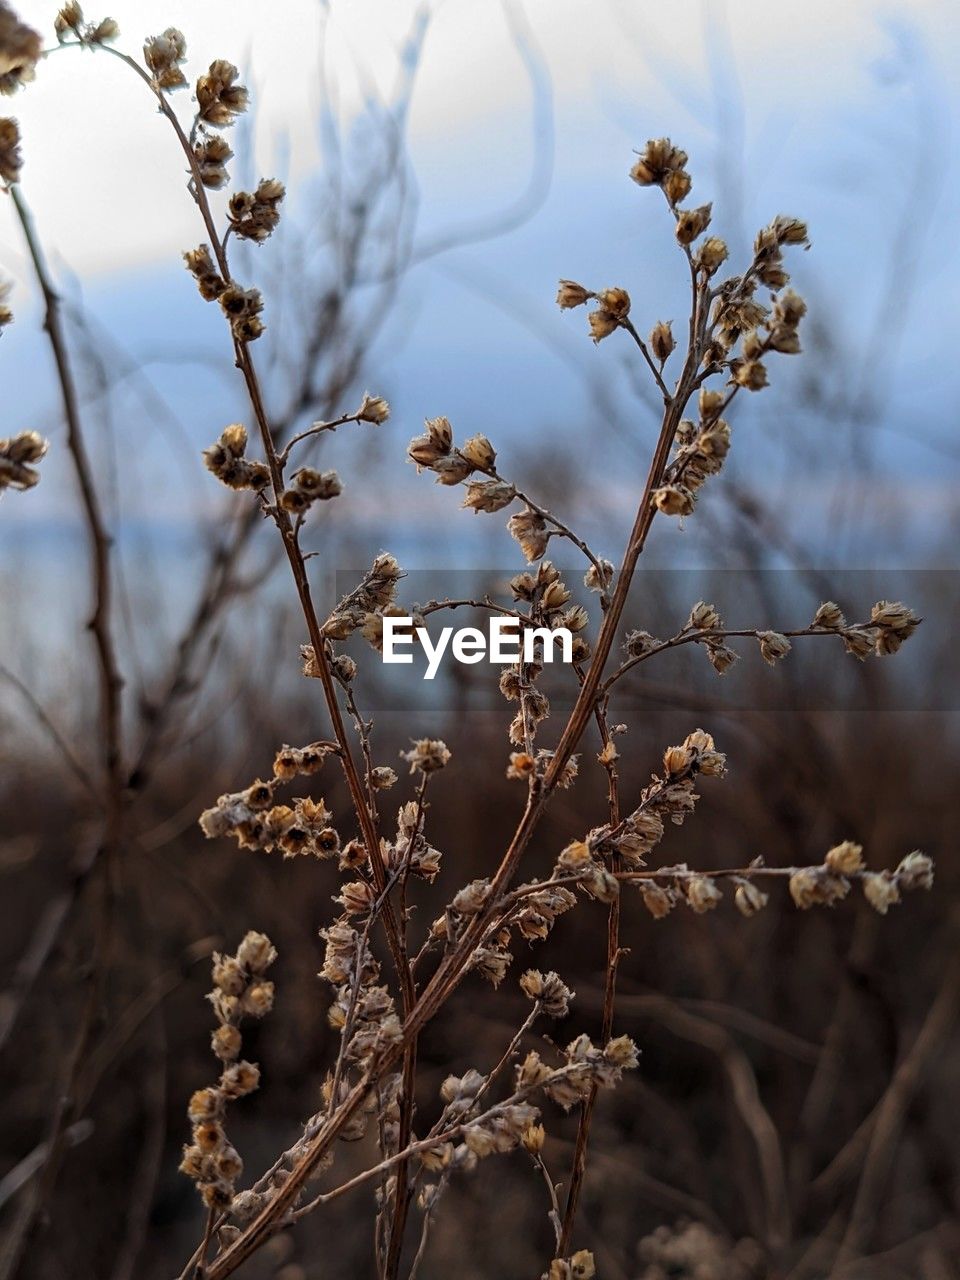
[0,7,941,1280]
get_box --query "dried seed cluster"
[143,27,187,90]
[407,417,529,518]
[401,738,451,775]
[197,58,249,125]
[556,729,726,912]
[620,596,922,681]
[0,429,48,492]
[546,1253,596,1280]
[53,3,117,46]
[199,741,344,857]
[0,114,21,183]
[279,466,342,516]
[228,178,286,243]
[498,561,591,766]
[194,134,233,190]
[183,246,266,342]
[322,553,404,643]
[813,598,921,658]
[417,1008,637,1231]
[0,0,40,95]
[790,845,933,915]
[179,932,276,1211]
[202,423,270,492]
[557,139,809,521]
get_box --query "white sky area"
[1,0,957,282]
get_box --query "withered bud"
[697,236,729,275]
[459,433,496,471]
[596,287,630,319]
[357,393,390,424]
[462,480,515,514]
[649,320,675,363]
[556,279,592,309]
[675,203,712,245]
[825,840,864,875]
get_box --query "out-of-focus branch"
[1,183,126,1280]
[827,956,960,1274]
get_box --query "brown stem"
[194,1210,217,1279]
[557,696,622,1256]
[0,184,125,1280]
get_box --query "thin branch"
[277,410,366,466]
[557,679,623,1255]
[602,623,872,697]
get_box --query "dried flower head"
[183,244,227,301]
[460,433,497,471]
[675,202,712,245]
[280,467,342,514]
[143,27,187,91]
[734,880,769,917]
[697,235,729,275]
[686,875,722,913]
[463,479,515,514]
[519,969,573,1018]
[194,134,233,189]
[588,288,630,342]
[228,178,285,242]
[556,279,592,309]
[0,429,47,491]
[0,1,40,95]
[197,59,249,126]
[650,320,675,363]
[508,508,549,562]
[202,423,270,492]
[357,392,390,424]
[181,934,276,1211]
[870,600,921,654]
[862,871,900,915]
[630,137,688,188]
[757,630,791,665]
[401,738,451,775]
[789,867,849,910]
[825,840,864,875]
[218,282,265,342]
[896,850,934,891]
[55,5,118,45]
[0,113,20,183]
